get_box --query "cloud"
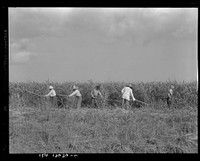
[10,38,38,64]
[98,8,197,43]
[9,8,74,40]
[171,9,197,40]
[9,8,197,44]
[172,25,196,39]
[11,51,37,64]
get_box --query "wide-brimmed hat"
[49,85,53,89]
[73,85,78,90]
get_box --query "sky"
[9,8,198,83]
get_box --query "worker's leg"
[53,96,58,108]
[92,98,96,108]
[47,97,53,121]
[91,98,94,107]
[49,97,53,108]
[166,97,171,108]
[169,98,172,108]
[125,100,130,110]
[77,96,82,109]
[96,98,100,109]
[122,99,125,109]
[73,97,77,109]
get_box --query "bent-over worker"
[44,85,57,108]
[69,85,82,109]
[121,84,136,110]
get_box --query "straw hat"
[49,85,53,89]
[73,85,77,90]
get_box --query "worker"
[68,85,82,109]
[44,85,57,108]
[121,84,136,110]
[166,85,175,108]
[91,84,103,108]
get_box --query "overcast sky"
[9,8,198,83]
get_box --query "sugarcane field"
[9,81,198,153]
[7,7,198,155]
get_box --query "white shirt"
[45,89,56,97]
[69,89,81,97]
[168,89,173,98]
[121,87,136,101]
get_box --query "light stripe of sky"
[9,8,198,83]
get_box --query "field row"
[9,81,198,109]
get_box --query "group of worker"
[44,85,82,109]
[44,84,175,110]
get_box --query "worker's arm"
[121,87,125,94]
[44,90,53,97]
[131,90,136,101]
[91,91,95,98]
[167,89,173,98]
[168,93,171,98]
[69,90,77,97]
[98,91,103,99]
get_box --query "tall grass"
[9,80,198,109]
[9,81,198,153]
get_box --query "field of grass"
[9,81,198,153]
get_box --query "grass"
[9,107,197,153]
[9,81,198,153]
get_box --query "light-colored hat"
[129,84,133,88]
[171,85,175,89]
[49,85,53,89]
[128,84,133,89]
[73,85,77,90]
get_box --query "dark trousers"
[166,97,172,107]
[91,98,100,108]
[122,99,130,110]
[49,96,58,108]
[74,96,82,109]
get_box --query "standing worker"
[68,85,82,109]
[166,85,175,108]
[44,85,57,108]
[121,84,136,110]
[91,84,103,108]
